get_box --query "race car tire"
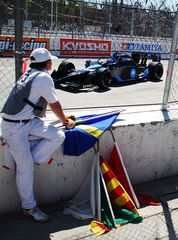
[148,62,163,80]
[52,61,75,88]
[94,68,111,89]
[58,61,76,77]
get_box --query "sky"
[86,0,178,11]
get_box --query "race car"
[85,52,163,83]
[51,60,111,89]
[51,51,163,89]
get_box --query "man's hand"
[65,115,76,121]
[49,101,76,128]
[64,119,76,129]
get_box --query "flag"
[108,142,140,208]
[100,156,139,214]
[90,191,142,237]
[64,111,120,156]
[90,172,142,237]
[100,177,142,229]
[107,140,160,208]
[64,151,142,237]
[90,220,111,236]
[63,152,101,220]
[136,194,160,206]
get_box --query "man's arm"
[49,101,66,125]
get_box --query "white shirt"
[3,68,58,120]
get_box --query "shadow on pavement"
[0,202,91,240]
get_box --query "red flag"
[108,143,140,208]
[136,194,160,206]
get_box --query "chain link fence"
[0,0,178,111]
[168,60,178,106]
[1,0,177,38]
[0,57,15,108]
[162,9,178,110]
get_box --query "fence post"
[0,0,4,35]
[161,9,178,111]
[15,0,24,82]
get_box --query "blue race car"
[51,60,111,89]
[85,52,163,83]
[51,52,163,89]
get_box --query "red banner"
[0,36,50,56]
[60,38,111,57]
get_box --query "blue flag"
[64,111,120,156]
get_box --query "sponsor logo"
[60,38,111,57]
[0,37,15,51]
[130,68,136,79]
[62,41,108,51]
[0,36,49,55]
[122,42,129,51]
[122,42,163,52]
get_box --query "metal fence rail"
[162,9,178,110]
[169,60,178,105]
[0,0,178,111]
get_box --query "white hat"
[30,48,58,63]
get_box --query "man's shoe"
[23,206,49,222]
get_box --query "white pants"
[1,117,65,209]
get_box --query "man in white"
[1,48,75,222]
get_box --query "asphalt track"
[0,58,168,111]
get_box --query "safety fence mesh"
[0,58,16,111]
[167,59,178,106]
[1,0,176,39]
[0,0,178,111]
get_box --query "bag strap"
[23,98,43,111]
[23,72,43,111]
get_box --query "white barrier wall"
[1,105,178,215]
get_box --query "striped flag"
[108,142,140,208]
[90,220,110,236]
[100,156,138,215]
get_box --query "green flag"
[100,179,142,228]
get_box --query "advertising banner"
[121,42,165,52]
[60,38,111,57]
[0,36,50,56]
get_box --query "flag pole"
[93,143,102,221]
[75,110,122,125]
[97,140,117,228]
[109,128,140,208]
[52,109,123,126]
[99,167,117,228]
[96,155,101,222]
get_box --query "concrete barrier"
[0,105,178,214]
